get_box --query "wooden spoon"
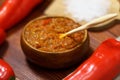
[59,13,118,38]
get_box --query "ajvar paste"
[24,17,85,52]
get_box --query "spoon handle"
[66,13,117,35]
[60,13,118,38]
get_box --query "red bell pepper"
[0,0,42,45]
[63,38,120,80]
[0,59,15,80]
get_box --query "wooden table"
[0,0,120,80]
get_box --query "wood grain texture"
[0,0,120,80]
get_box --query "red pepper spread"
[24,17,85,52]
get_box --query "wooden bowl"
[20,16,90,69]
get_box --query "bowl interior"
[22,16,88,54]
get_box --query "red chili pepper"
[0,59,15,80]
[0,0,42,30]
[0,0,42,45]
[0,28,6,45]
[63,38,120,80]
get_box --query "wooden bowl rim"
[21,16,88,54]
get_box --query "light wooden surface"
[45,0,120,24]
[0,0,120,80]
